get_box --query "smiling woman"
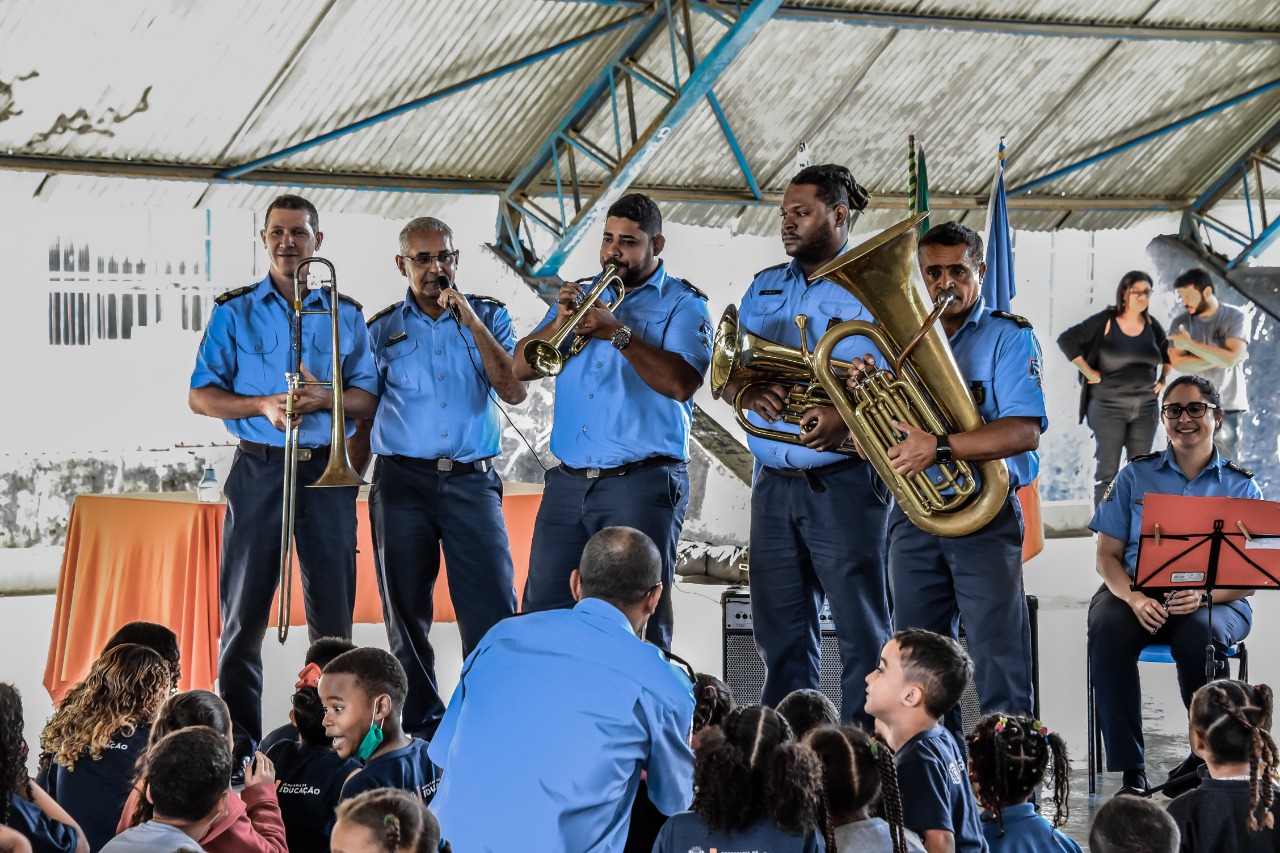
[1086,375,1263,797]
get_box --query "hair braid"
[819,785,838,853]
[383,813,401,851]
[875,738,908,853]
[1191,680,1280,834]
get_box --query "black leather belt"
[238,440,329,462]
[384,454,491,474]
[561,455,681,480]
[761,457,862,492]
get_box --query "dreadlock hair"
[776,689,839,740]
[690,705,823,837]
[128,690,232,827]
[0,683,32,827]
[805,725,909,853]
[791,164,871,213]
[692,674,735,736]
[1190,679,1279,832]
[965,713,1070,835]
[40,644,170,771]
[335,787,451,852]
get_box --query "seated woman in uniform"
[1087,375,1262,797]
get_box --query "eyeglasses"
[1129,288,1152,297]
[1161,402,1218,419]
[400,251,458,266]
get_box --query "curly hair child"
[0,683,86,853]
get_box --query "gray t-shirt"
[834,818,927,852]
[1169,303,1249,411]
[100,821,205,853]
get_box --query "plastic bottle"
[197,467,221,502]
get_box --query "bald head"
[578,527,661,606]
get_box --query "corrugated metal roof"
[1,0,1277,238]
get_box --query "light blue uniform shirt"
[737,255,884,469]
[367,289,515,462]
[1090,445,1262,578]
[940,296,1048,490]
[190,276,378,447]
[428,597,696,853]
[539,262,712,468]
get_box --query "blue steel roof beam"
[217,11,646,179]
[1190,118,1280,211]
[707,92,762,200]
[620,59,680,99]
[1232,218,1280,267]
[1009,78,1280,197]
[530,0,784,277]
[562,130,620,172]
[1193,212,1251,246]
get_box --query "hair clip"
[383,814,396,827]
[994,716,1007,733]
[296,662,322,690]
[870,741,880,759]
[1031,718,1049,737]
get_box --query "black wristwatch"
[611,325,633,351]
[934,433,953,465]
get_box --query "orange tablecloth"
[43,486,542,704]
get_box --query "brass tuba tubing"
[277,258,368,644]
[524,264,628,378]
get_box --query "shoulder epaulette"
[1226,460,1255,478]
[319,285,363,312]
[1129,452,1161,464]
[214,284,255,306]
[366,302,401,326]
[680,279,708,300]
[991,310,1033,329]
[468,294,507,308]
[752,262,787,279]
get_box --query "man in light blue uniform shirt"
[189,194,379,763]
[862,221,1047,739]
[719,164,891,726]
[429,527,695,852]
[514,193,712,649]
[349,216,525,741]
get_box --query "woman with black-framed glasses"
[1057,270,1172,507]
[1086,375,1262,797]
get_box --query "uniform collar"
[787,240,851,286]
[251,274,325,307]
[573,597,637,635]
[400,287,446,321]
[1156,444,1225,482]
[956,294,987,334]
[624,260,670,294]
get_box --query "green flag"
[909,135,931,237]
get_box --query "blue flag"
[983,140,1016,311]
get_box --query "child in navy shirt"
[0,682,86,853]
[260,636,356,754]
[864,630,987,853]
[267,664,360,852]
[40,645,171,852]
[966,714,1080,852]
[321,649,441,802]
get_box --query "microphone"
[438,275,461,323]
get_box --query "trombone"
[277,257,367,643]
[523,264,631,377]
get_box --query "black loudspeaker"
[722,588,1039,732]
[722,588,843,714]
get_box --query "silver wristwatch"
[611,325,633,351]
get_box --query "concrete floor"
[5,533,1279,850]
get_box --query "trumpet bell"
[709,305,740,399]
[524,339,566,377]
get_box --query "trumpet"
[277,257,367,643]
[524,264,630,377]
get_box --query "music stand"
[1132,494,1280,795]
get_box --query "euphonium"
[524,264,630,378]
[808,213,1009,537]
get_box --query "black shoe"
[1162,754,1206,799]
[1117,769,1150,797]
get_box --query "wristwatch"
[611,325,633,351]
[934,433,953,465]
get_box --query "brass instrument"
[524,264,630,377]
[808,213,1009,537]
[709,304,860,455]
[278,257,368,643]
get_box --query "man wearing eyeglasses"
[348,216,525,740]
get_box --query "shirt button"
[435,349,442,355]
[596,362,603,368]
[582,426,588,432]
[441,431,448,437]
[440,402,447,408]
[587,456,592,462]
[802,293,809,300]
[588,393,594,399]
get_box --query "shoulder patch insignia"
[469,294,507,308]
[214,284,255,305]
[752,262,787,279]
[1226,460,1255,478]
[991,310,1033,329]
[320,285,363,312]
[680,279,709,300]
[1129,452,1161,463]
[366,302,401,326]
[386,331,408,346]
[1101,480,1117,503]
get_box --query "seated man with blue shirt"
[428,526,696,852]
[513,193,712,650]
[852,221,1048,738]
[188,194,379,764]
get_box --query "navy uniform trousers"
[369,455,517,739]
[889,492,1033,741]
[523,461,688,650]
[750,460,891,727]
[1087,586,1251,771]
[220,445,358,760]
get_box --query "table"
[43,485,542,704]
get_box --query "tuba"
[808,213,1009,537]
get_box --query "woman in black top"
[1056,270,1171,506]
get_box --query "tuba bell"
[808,213,1009,537]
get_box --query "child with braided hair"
[965,714,1079,852]
[805,724,925,853]
[331,788,450,853]
[691,673,735,743]
[1167,679,1280,851]
[652,705,824,852]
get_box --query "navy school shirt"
[258,721,298,755]
[44,723,151,852]
[266,739,361,853]
[652,812,825,852]
[896,725,988,853]
[6,792,79,853]
[338,737,441,804]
